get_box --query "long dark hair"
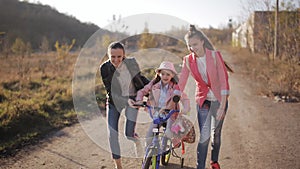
[107,41,126,57]
[185,25,234,73]
[185,25,215,51]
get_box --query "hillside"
[0,0,110,50]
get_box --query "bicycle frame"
[140,103,179,169]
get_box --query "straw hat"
[155,61,177,75]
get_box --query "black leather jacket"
[100,57,149,106]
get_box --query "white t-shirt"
[158,81,169,108]
[196,55,217,101]
[116,62,135,96]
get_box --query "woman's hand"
[128,99,139,108]
[217,96,228,120]
[216,107,226,120]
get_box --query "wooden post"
[273,0,279,61]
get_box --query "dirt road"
[1,52,299,169]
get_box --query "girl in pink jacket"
[178,25,232,169]
[129,61,190,148]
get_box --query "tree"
[107,14,129,34]
[138,22,157,49]
[11,38,26,57]
[26,41,32,57]
[54,39,76,61]
[101,34,112,49]
[40,36,50,53]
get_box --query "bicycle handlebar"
[132,101,147,107]
[152,109,179,124]
[134,101,180,124]
[133,95,180,107]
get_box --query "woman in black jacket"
[100,41,149,169]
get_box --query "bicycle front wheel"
[142,148,158,169]
[161,137,172,166]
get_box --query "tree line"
[0,0,112,55]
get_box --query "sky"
[27,0,245,32]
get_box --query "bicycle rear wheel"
[161,149,171,166]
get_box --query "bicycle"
[134,95,185,169]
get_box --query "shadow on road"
[41,147,88,168]
[159,163,196,169]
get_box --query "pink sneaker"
[210,161,220,169]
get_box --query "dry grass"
[0,52,80,157]
[220,45,300,102]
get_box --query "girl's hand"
[178,111,184,116]
[180,108,190,115]
[216,107,226,120]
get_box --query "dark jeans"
[107,103,138,159]
[196,100,228,169]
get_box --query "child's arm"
[128,80,153,108]
[136,80,153,101]
[173,85,190,115]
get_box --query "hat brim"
[155,68,177,75]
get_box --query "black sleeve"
[100,62,113,94]
[140,74,150,86]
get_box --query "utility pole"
[273,0,279,61]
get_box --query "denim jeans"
[196,100,228,169]
[107,103,138,159]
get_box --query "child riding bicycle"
[128,61,190,149]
